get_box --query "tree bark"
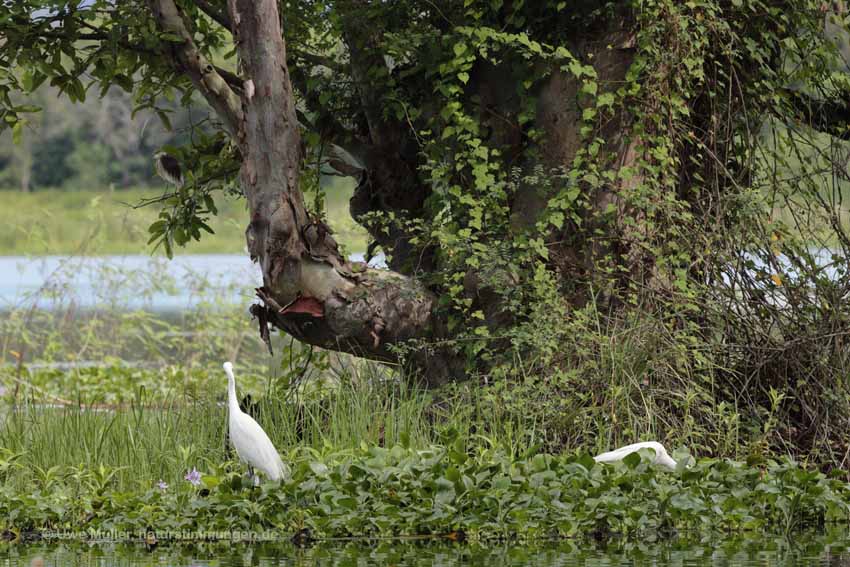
[339,2,433,274]
[214,0,454,382]
[145,0,458,383]
[533,28,666,297]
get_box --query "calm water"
[0,248,841,312]
[3,534,850,566]
[0,253,381,311]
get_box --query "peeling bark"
[213,0,451,380]
[143,0,456,383]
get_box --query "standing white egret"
[594,441,678,470]
[223,362,289,483]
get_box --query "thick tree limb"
[339,2,398,148]
[147,0,242,136]
[192,0,232,31]
[223,0,443,377]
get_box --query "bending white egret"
[223,362,289,483]
[594,441,677,470]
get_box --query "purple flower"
[184,468,202,486]
[157,479,168,491]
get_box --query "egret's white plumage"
[223,362,289,482]
[594,441,677,470]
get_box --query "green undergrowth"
[3,380,850,541]
[1,444,849,541]
[0,379,433,490]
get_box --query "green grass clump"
[0,378,435,491]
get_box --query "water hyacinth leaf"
[310,462,330,476]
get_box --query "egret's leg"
[245,465,259,486]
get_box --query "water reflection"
[3,532,850,566]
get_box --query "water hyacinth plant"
[2,444,850,542]
[184,468,202,487]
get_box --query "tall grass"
[2,354,585,492]
[0,377,444,491]
[0,188,247,255]
[0,178,367,255]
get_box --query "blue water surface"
[0,253,381,311]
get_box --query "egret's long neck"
[227,374,240,415]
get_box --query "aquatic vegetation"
[1,444,849,542]
[184,468,202,487]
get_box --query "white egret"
[223,362,289,483]
[593,441,677,470]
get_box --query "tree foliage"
[0,84,195,191]
[4,0,850,462]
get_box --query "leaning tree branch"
[191,0,232,31]
[45,19,244,94]
[222,0,448,380]
[147,0,242,136]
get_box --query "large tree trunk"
[145,0,657,384]
[225,0,461,380]
[148,0,461,383]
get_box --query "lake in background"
[0,247,844,312]
[1,247,843,313]
[0,254,383,311]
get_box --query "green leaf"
[11,120,24,145]
[156,110,173,131]
[148,220,167,235]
